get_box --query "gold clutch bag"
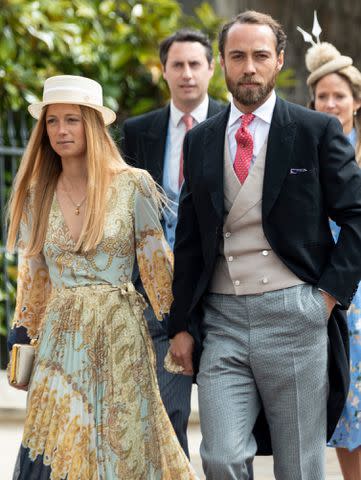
[9,341,37,386]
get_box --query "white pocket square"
[289,168,308,175]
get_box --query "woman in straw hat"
[6,75,197,479]
[302,22,361,480]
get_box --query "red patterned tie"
[234,113,255,184]
[178,114,194,188]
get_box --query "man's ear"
[207,58,215,80]
[209,58,215,73]
[220,55,225,71]
[161,63,167,81]
[276,50,284,72]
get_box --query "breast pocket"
[282,169,320,214]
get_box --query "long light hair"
[7,105,128,255]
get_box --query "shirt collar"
[170,95,209,127]
[228,90,277,128]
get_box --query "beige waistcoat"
[209,134,304,295]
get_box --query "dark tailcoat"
[169,97,361,453]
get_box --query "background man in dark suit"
[168,11,361,479]
[121,29,224,457]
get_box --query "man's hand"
[321,290,337,317]
[169,331,194,376]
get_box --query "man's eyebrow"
[228,48,272,54]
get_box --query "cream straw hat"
[28,75,116,125]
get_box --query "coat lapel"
[203,106,230,221]
[140,106,169,184]
[263,97,297,218]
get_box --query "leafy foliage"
[0,0,229,123]
[0,0,296,119]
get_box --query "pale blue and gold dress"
[9,169,196,479]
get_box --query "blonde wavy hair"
[7,105,128,255]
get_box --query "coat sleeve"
[134,171,173,320]
[7,197,51,350]
[168,132,205,338]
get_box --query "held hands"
[169,331,195,376]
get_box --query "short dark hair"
[159,29,213,67]
[218,10,287,58]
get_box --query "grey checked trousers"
[198,284,329,480]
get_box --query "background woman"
[7,74,196,479]
[305,39,361,479]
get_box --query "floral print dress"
[9,169,197,479]
[328,129,361,451]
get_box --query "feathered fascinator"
[297,11,356,87]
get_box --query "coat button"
[234,280,240,286]
[225,232,231,238]
[262,277,269,284]
[228,256,234,262]
[262,250,269,256]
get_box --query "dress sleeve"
[134,171,173,320]
[7,196,51,350]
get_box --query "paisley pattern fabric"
[11,169,196,479]
[328,129,361,451]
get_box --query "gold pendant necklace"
[61,176,87,215]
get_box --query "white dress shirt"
[164,95,210,193]
[162,95,209,248]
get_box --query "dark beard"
[225,72,277,107]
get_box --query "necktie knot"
[235,113,255,143]
[182,114,194,131]
[241,113,255,128]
